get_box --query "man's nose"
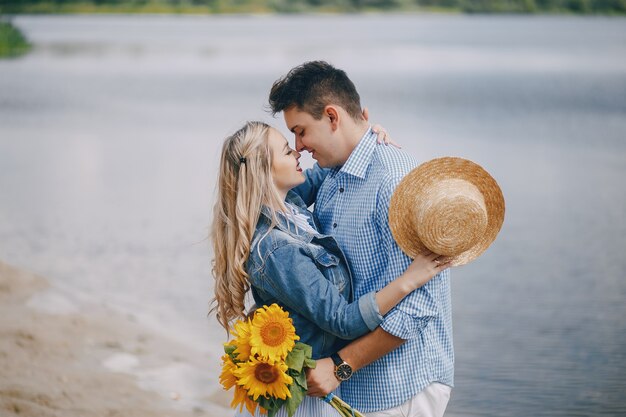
[295,136,305,152]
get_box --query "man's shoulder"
[369,145,419,185]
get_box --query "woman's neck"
[268,197,288,213]
[273,188,289,212]
[277,188,288,202]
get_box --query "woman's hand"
[362,107,401,149]
[403,250,451,290]
[372,124,401,148]
[374,249,451,316]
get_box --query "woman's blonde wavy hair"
[210,121,286,331]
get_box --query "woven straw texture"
[389,157,505,266]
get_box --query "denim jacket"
[246,181,383,359]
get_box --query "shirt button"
[333,223,337,228]
[339,187,344,193]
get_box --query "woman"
[210,121,450,416]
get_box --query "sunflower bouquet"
[219,303,364,417]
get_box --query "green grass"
[4,3,216,14]
[0,21,32,58]
[1,0,624,16]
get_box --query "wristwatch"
[330,352,353,381]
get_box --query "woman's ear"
[325,105,340,131]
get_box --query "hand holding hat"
[389,157,505,266]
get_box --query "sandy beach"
[0,260,230,417]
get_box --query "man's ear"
[362,107,369,121]
[325,106,340,131]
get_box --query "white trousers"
[364,383,451,417]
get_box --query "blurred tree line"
[0,18,30,57]
[0,0,625,14]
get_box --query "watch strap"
[330,352,343,367]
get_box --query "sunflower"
[229,318,253,361]
[219,354,238,390]
[232,384,263,415]
[250,304,299,362]
[234,356,293,401]
[220,354,261,414]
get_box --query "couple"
[211,61,454,417]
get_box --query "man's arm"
[306,327,404,397]
[338,326,404,371]
[307,172,436,397]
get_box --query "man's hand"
[305,357,339,397]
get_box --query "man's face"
[283,107,339,168]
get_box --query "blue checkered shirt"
[313,128,454,412]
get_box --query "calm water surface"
[1,14,625,417]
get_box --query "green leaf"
[285,382,306,417]
[258,395,271,409]
[304,357,317,369]
[286,342,315,371]
[257,395,270,410]
[292,369,307,390]
[224,344,237,356]
[259,395,285,417]
[295,342,313,359]
[286,347,305,371]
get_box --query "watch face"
[336,363,353,381]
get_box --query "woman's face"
[268,127,305,196]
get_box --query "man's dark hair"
[269,61,362,121]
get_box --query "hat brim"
[389,157,505,266]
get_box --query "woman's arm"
[374,250,450,315]
[291,164,329,207]
[254,241,449,340]
[256,241,378,340]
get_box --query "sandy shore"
[0,261,231,417]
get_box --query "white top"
[285,203,318,235]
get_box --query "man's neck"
[340,121,370,163]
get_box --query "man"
[268,61,454,417]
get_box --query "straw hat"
[389,157,505,266]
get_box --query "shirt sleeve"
[375,175,446,340]
[255,241,383,340]
[291,163,330,207]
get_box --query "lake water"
[1,14,625,417]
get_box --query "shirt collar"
[338,126,376,179]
